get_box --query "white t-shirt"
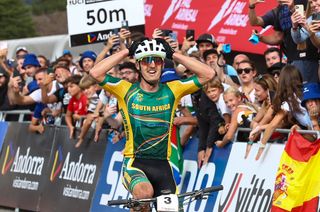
[29,80,62,111]
[281,100,312,128]
[98,90,109,105]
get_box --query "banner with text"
[0,122,8,152]
[40,127,107,212]
[0,123,55,211]
[213,143,285,212]
[144,0,278,54]
[67,0,145,46]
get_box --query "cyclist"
[89,38,214,210]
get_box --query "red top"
[67,93,88,115]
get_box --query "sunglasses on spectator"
[139,57,164,66]
[236,68,253,74]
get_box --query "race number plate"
[157,194,179,212]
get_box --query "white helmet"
[134,39,167,60]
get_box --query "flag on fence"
[169,125,183,186]
[271,130,320,211]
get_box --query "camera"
[161,29,173,37]
[121,20,129,30]
[312,13,320,20]
[186,29,195,41]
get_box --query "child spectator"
[215,86,257,148]
[76,84,100,148]
[202,77,231,164]
[65,75,88,140]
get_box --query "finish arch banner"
[144,0,278,54]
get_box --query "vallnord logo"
[1,142,15,175]
[87,33,97,43]
[161,0,195,25]
[50,146,63,181]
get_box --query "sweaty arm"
[173,52,215,85]
[90,49,129,83]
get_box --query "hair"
[65,75,82,86]
[203,76,223,92]
[223,86,242,98]
[79,74,98,90]
[254,74,277,92]
[254,74,277,107]
[34,67,48,75]
[53,64,70,72]
[263,47,282,58]
[119,62,138,72]
[37,55,50,67]
[272,65,303,123]
[188,51,201,61]
[237,60,256,71]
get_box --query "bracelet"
[249,4,255,9]
[247,140,254,145]
[258,141,266,149]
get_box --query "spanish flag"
[272,130,320,211]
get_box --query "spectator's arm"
[248,3,265,26]
[173,116,198,126]
[260,31,283,45]
[29,117,45,134]
[308,20,320,49]
[65,110,74,131]
[8,77,35,105]
[95,35,118,64]
[260,110,286,145]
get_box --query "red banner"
[144,0,278,55]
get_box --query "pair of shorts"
[122,157,177,197]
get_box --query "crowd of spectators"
[0,0,320,166]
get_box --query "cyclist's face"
[138,57,164,84]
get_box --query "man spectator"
[119,61,139,83]
[233,53,250,70]
[21,53,41,93]
[0,68,12,110]
[62,50,79,75]
[79,50,97,74]
[15,46,28,60]
[203,49,239,86]
[264,47,282,68]
[196,33,218,60]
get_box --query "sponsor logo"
[208,0,249,31]
[1,142,15,175]
[2,144,44,176]
[161,0,199,25]
[218,173,272,212]
[87,33,97,43]
[50,146,64,181]
[50,149,96,184]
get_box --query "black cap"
[267,62,286,75]
[203,49,219,61]
[196,33,218,48]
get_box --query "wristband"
[249,4,255,9]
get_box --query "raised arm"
[90,49,129,83]
[173,52,215,85]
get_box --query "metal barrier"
[0,110,32,122]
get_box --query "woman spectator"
[252,65,313,160]
[237,60,258,105]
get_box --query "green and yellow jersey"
[99,75,201,160]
